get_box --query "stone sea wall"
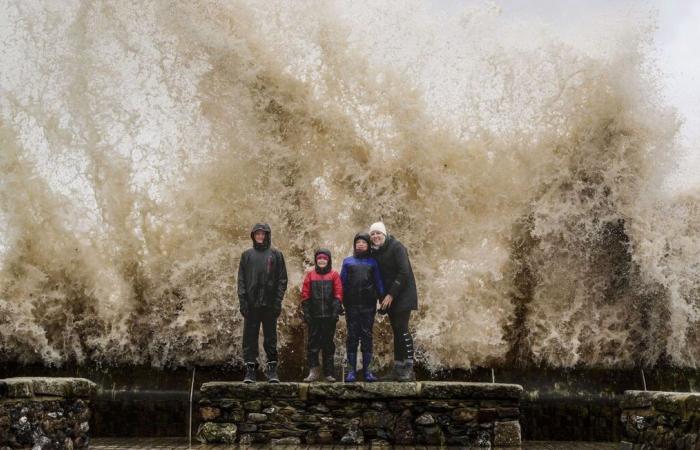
[621,390,700,449]
[197,381,522,447]
[0,377,96,449]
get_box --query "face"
[254,230,266,244]
[355,240,368,252]
[316,257,329,268]
[370,231,385,246]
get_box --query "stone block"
[200,382,299,399]
[200,406,220,421]
[308,382,419,400]
[420,382,522,400]
[197,422,237,444]
[494,420,521,446]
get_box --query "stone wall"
[198,381,522,447]
[621,390,700,449]
[0,377,96,449]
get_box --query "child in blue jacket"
[339,233,385,382]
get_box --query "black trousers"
[388,309,414,361]
[346,307,375,355]
[242,307,278,364]
[307,318,337,370]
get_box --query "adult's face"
[370,231,385,247]
[254,230,266,244]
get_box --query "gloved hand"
[239,305,249,318]
[302,302,312,324]
[271,303,282,318]
[333,298,344,318]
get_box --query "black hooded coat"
[237,223,288,314]
[371,235,418,312]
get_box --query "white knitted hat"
[369,221,387,236]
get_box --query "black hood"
[314,248,332,274]
[250,223,271,250]
[353,232,371,258]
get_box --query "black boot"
[243,362,256,384]
[266,361,280,383]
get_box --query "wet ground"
[91,437,620,449]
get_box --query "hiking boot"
[243,363,256,384]
[303,366,321,382]
[396,359,415,382]
[344,370,357,382]
[324,375,336,382]
[266,361,280,383]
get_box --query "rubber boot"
[303,366,321,382]
[345,352,357,382]
[243,363,256,384]
[361,353,379,382]
[385,360,403,381]
[266,361,280,383]
[397,359,415,382]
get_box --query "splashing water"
[1,0,699,369]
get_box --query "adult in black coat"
[237,223,288,383]
[369,221,417,381]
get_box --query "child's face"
[254,230,266,243]
[355,240,368,252]
[316,257,329,268]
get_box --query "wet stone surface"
[621,390,700,449]
[0,377,96,449]
[197,381,522,446]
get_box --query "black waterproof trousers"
[307,318,337,371]
[242,307,278,364]
[346,307,376,354]
[388,309,414,361]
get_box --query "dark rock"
[494,420,521,446]
[497,407,520,418]
[393,409,415,445]
[200,406,220,421]
[196,422,237,444]
[452,407,478,422]
[243,400,262,412]
[247,413,267,422]
[415,413,435,426]
[238,423,257,433]
[271,437,301,445]
[478,408,498,423]
[340,418,364,445]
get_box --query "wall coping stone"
[0,377,96,399]
[200,381,523,401]
[622,390,700,413]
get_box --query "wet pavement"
[91,437,620,449]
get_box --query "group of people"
[237,221,418,384]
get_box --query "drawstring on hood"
[314,248,332,274]
[250,223,272,250]
[353,233,371,258]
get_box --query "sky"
[430,0,700,192]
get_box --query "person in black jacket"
[238,223,288,383]
[369,221,418,381]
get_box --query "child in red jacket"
[301,248,343,382]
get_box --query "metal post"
[641,368,647,391]
[491,368,495,384]
[189,367,196,448]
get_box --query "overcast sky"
[430,0,700,192]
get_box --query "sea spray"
[0,0,697,370]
